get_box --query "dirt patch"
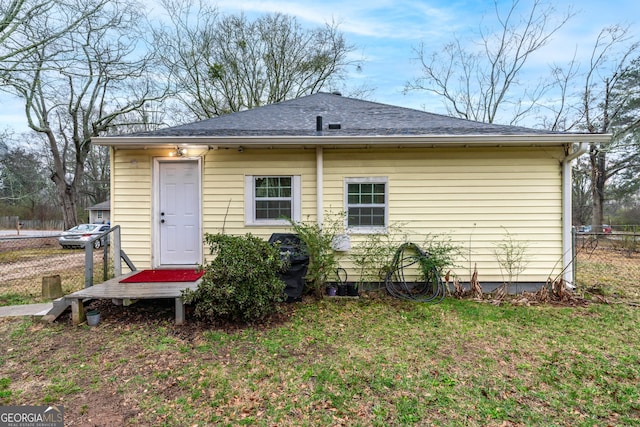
[78,297,296,331]
[57,390,135,427]
[2,252,88,282]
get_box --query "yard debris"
[548,276,585,304]
[536,284,549,302]
[450,272,468,299]
[469,263,483,299]
[514,286,549,306]
[447,266,593,307]
[447,266,483,301]
[511,295,531,306]
[492,283,507,302]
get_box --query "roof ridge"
[117,92,574,138]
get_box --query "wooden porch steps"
[42,298,71,323]
[46,271,201,325]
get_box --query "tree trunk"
[52,177,79,230]
[46,128,81,230]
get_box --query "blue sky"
[1,0,639,133]
[224,0,638,116]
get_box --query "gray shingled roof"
[87,200,110,211]
[125,92,557,137]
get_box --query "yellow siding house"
[93,93,610,290]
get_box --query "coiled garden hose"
[384,242,446,303]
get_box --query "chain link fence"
[1,227,639,306]
[0,232,115,305]
[574,230,640,301]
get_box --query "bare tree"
[571,157,592,226]
[539,53,582,132]
[405,0,573,125]
[0,129,9,155]
[0,0,104,70]
[579,27,640,229]
[0,144,54,219]
[152,0,357,119]
[150,0,219,120]
[82,145,110,206]
[1,0,167,228]
[539,27,640,228]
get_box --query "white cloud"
[214,0,457,40]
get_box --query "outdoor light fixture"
[169,147,188,157]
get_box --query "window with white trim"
[345,177,388,231]
[245,175,301,225]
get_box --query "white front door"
[158,160,201,265]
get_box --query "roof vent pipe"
[316,116,323,135]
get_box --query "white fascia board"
[93,133,612,149]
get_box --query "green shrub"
[349,222,409,288]
[289,215,344,297]
[421,233,464,276]
[182,233,286,323]
[493,228,529,291]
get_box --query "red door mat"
[120,269,204,283]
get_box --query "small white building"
[87,200,110,224]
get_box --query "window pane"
[255,178,267,197]
[346,180,386,228]
[347,184,358,203]
[253,176,294,221]
[373,184,385,203]
[249,175,298,223]
[256,176,292,198]
[279,177,291,197]
[347,183,385,206]
[256,200,292,220]
[347,207,385,227]
[266,177,278,197]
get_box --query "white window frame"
[245,175,301,226]
[344,177,388,234]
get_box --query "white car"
[59,224,110,249]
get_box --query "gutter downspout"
[562,142,587,286]
[316,116,324,229]
[316,146,324,229]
